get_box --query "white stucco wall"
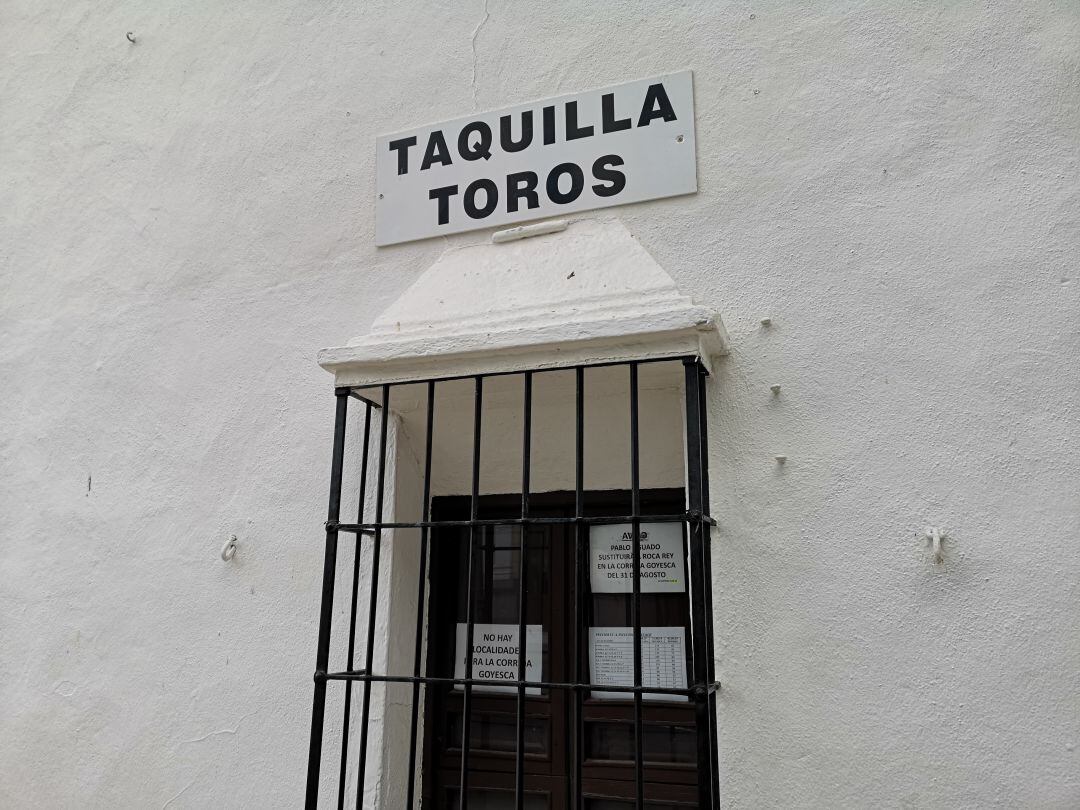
[2,2,1078,808]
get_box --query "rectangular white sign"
[375,71,696,245]
[589,626,688,702]
[589,522,686,594]
[454,623,542,695]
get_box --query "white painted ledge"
[318,218,727,387]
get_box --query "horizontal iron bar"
[316,671,720,696]
[344,354,700,393]
[328,512,715,533]
[344,389,384,409]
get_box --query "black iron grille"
[305,356,719,809]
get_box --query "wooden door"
[423,491,700,810]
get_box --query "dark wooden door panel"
[423,491,695,809]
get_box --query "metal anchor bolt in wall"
[923,527,947,564]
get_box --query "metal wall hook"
[221,535,238,561]
[126,32,136,44]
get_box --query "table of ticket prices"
[588,626,688,701]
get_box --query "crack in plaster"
[161,780,195,809]
[433,234,490,262]
[469,0,490,108]
[180,708,260,745]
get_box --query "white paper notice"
[454,623,543,695]
[589,626,688,702]
[589,523,686,594]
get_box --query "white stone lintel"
[318,218,727,388]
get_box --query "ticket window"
[305,357,719,810]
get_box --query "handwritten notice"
[454,623,542,695]
[589,523,685,594]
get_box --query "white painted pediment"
[319,218,726,386]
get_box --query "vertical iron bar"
[338,403,372,810]
[696,363,721,804]
[405,382,436,809]
[515,372,532,809]
[629,363,644,809]
[355,385,391,809]
[683,359,716,810]
[459,376,483,810]
[572,366,585,810]
[484,531,494,618]
[306,389,349,810]
[520,371,533,527]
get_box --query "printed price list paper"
[589,626,688,702]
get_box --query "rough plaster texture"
[2,1,1079,808]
